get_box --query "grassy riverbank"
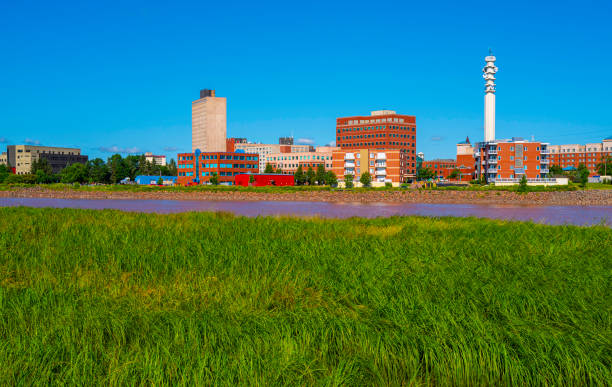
[0,208,610,385]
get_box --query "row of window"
[339,142,414,148]
[338,125,415,133]
[339,134,415,140]
[267,155,330,161]
[179,155,258,161]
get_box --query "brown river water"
[1,198,610,226]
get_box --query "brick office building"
[265,147,338,174]
[455,137,475,181]
[177,150,258,185]
[548,137,612,176]
[474,138,550,182]
[336,110,417,181]
[332,148,402,185]
[421,159,457,179]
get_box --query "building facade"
[0,152,7,167]
[144,152,166,166]
[226,138,247,152]
[422,159,457,180]
[177,151,258,185]
[336,110,417,181]
[192,89,227,152]
[456,137,475,181]
[548,137,612,175]
[234,142,311,172]
[332,148,402,185]
[5,145,88,174]
[264,147,338,174]
[474,139,550,181]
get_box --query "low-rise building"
[332,148,403,185]
[234,141,311,172]
[144,152,166,166]
[474,138,550,182]
[135,175,177,185]
[235,173,294,187]
[456,137,475,181]
[177,150,258,185]
[548,137,612,175]
[265,147,338,174]
[422,159,457,180]
[6,145,88,174]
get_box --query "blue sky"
[1,0,611,161]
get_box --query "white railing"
[344,162,355,168]
[488,159,498,164]
[541,149,550,154]
[487,149,497,154]
[540,168,549,174]
[375,163,386,167]
[540,159,549,164]
[376,153,387,160]
[375,169,387,176]
[487,168,498,173]
[344,153,355,160]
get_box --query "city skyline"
[1,1,611,161]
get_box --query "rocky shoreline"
[1,187,611,206]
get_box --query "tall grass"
[0,208,610,385]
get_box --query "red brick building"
[177,150,258,185]
[332,148,402,185]
[422,159,457,179]
[336,110,417,181]
[456,137,475,181]
[548,137,612,176]
[474,139,550,182]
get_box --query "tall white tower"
[483,53,498,142]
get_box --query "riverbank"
[1,185,611,206]
[1,207,609,385]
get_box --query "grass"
[0,208,610,385]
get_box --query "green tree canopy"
[325,171,338,187]
[418,167,435,181]
[596,156,612,176]
[306,167,315,185]
[61,163,88,184]
[344,174,354,189]
[264,163,275,173]
[294,165,306,186]
[360,172,372,187]
[315,164,327,185]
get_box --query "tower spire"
[483,52,498,142]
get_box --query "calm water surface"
[1,197,610,226]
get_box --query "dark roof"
[457,136,471,144]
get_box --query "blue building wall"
[135,175,178,185]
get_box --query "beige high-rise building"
[192,89,226,152]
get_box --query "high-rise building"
[5,145,88,175]
[192,89,226,152]
[483,55,498,142]
[336,110,417,181]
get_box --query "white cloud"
[430,136,444,142]
[98,146,141,154]
[24,138,41,145]
[296,138,315,145]
[0,137,9,144]
[163,146,179,152]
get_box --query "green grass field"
[0,208,610,385]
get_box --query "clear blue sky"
[1,0,611,161]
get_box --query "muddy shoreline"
[1,187,611,206]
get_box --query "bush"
[360,172,372,187]
[385,182,392,188]
[517,175,529,193]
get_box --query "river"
[0,197,610,226]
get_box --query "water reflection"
[0,197,609,227]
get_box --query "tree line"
[0,154,177,184]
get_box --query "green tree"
[167,158,178,176]
[325,171,338,187]
[275,168,283,174]
[548,164,564,176]
[157,177,163,185]
[209,172,219,185]
[31,158,53,176]
[360,171,372,187]
[315,164,327,185]
[306,167,316,185]
[577,163,590,187]
[61,163,88,184]
[264,163,275,173]
[418,167,435,181]
[249,174,255,184]
[294,165,306,186]
[87,158,110,184]
[108,154,129,184]
[448,168,459,180]
[596,156,612,176]
[517,175,529,193]
[35,169,54,184]
[344,174,354,189]
[0,164,10,183]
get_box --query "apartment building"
[177,151,258,185]
[336,110,417,181]
[422,159,457,179]
[265,147,338,174]
[144,152,166,166]
[192,89,227,152]
[5,145,88,174]
[474,138,550,182]
[226,138,247,152]
[234,142,311,172]
[455,137,475,181]
[548,137,612,175]
[332,148,403,185]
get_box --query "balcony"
[540,159,549,164]
[344,162,355,168]
[375,169,387,176]
[488,158,498,164]
[376,153,386,160]
[344,153,355,160]
[375,162,386,167]
[487,149,497,154]
[487,168,498,174]
[540,168,549,174]
[541,149,550,154]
